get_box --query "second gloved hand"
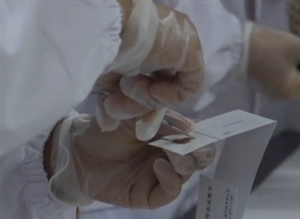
[48,112,215,208]
[248,24,300,99]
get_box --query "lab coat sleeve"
[0,0,122,157]
[0,110,80,219]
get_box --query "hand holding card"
[150,110,277,219]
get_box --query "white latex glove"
[47,111,215,208]
[95,0,203,141]
[248,24,300,99]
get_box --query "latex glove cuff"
[48,115,92,207]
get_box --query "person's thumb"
[280,67,300,99]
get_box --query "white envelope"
[150,110,277,219]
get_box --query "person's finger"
[104,92,151,119]
[136,109,166,141]
[121,51,203,107]
[152,113,215,174]
[165,151,195,175]
[190,144,216,170]
[152,112,195,139]
[150,112,197,175]
[150,158,182,209]
[126,149,168,209]
[96,95,121,131]
[288,67,300,98]
[175,31,204,96]
[129,168,158,209]
[96,72,122,90]
[164,109,195,132]
[149,69,203,105]
[164,144,216,175]
[149,31,203,105]
[120,75,163,109]
[279,67,300,99]
[286,33,300,63]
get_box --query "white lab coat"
[80,0,300,219]
[0,0,122,218]
[0,0,122,156]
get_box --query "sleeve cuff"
[48,114,93,207]
[20,111,80,218]
[21,129,76,219]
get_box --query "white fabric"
[0,128,76,219]
[0,0,122,218]
[0,110,80,219]
[222,0,247,21]
[81,0,300,219]
[0,0,122,157]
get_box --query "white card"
[149,110,276,155]
[148,133,216,155]
[196,175,238,219]
[211,123,276,219]
[149,110,277,219]
[193,110,274,140]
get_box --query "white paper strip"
[149,110,276,156]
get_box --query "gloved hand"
[95,0,203,141]
[248,24,300,99]
[48,111,215,208]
